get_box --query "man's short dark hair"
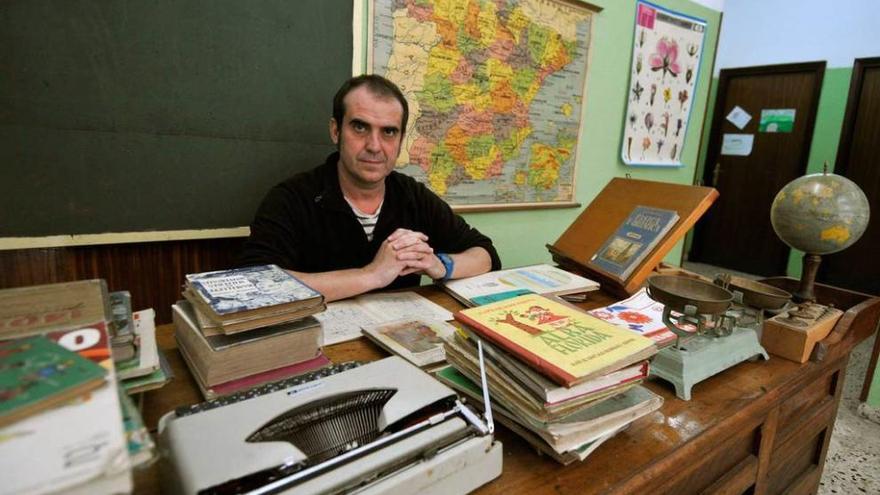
[332,75,409,136]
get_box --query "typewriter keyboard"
[174,361,364,418]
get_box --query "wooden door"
[690,62,825,276]
[818,58,880,295]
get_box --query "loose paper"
[726,106,752,130]
[316,291,453,345]
[759,109,796,133]
[721,133,754,156]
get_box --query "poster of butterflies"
[622,1,706,166]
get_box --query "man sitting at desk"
[239,75,501,301]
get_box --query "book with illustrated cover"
[2,318,132,495]
[361,319,456,368]
[587,288,678,347]
[442,264,599,307]
[185,264,324,319]
[454,294,656,387]
[0,335,107,427]
[452,325,648,405]
[588,206,679,282]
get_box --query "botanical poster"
[622,1,706,166]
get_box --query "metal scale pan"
[647,275,733,316]
[714,274,792,311]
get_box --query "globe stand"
[794,253,822,303]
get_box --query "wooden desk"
[135,279,880,494]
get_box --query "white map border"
[354,0,599,211]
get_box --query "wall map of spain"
[369,0,595,207]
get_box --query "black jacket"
[239,153,501,290]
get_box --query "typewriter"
[158,357,502,494]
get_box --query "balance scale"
[646,275,790,400]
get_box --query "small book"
[361,319,456,368]
[184,265,325,333]
[586,288,679,347]
[588,206,679,282]
[454,294,656,387]
[173,301,323,386]
[0,335,108,427]
[442,264,600,307]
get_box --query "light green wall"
[360,0,722,268]
[869,360,880,408]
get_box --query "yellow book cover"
[455,294,656,387]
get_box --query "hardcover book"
[172,301,322,386]
[442,264,599,307]
[185,264,324,319]
[454,294,656,387]
[0,279,110,339]
[0,335,107,427]
[588,206,679,282]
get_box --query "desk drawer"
[776,365,841,442]
[660,423,759,494]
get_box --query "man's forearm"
[445,246,493,280]
[288,268,384,303]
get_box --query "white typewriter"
[158,357,502,494]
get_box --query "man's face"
[330,86,404,190]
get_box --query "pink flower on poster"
[649,38,681,79]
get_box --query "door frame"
[834,57,880,175]
[691,61,826,274]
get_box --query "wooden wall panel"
[0,238,245,324]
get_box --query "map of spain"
[371,0,594,206]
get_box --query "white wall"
[715,0,880,72]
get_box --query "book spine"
[453,311,577,387]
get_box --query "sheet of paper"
[720,133,754,156]
[725,105,752,130]
[316,291,452,345]
[356,292,453,322]
[315,300,380,346]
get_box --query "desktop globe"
[770,172,869,301]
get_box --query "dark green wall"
[1,0,352,236]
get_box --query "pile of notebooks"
[0,280,141,494]
[175,264,329,399]
[440,293,663,464]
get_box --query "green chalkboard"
[0,0,352,237]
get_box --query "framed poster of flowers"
[621,1,706,167]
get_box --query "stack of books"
[0,280,134,494]
[175,264,329,399]
[440,293,662,464]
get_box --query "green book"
[0,335,107,427]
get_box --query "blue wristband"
[436,253,454,281]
